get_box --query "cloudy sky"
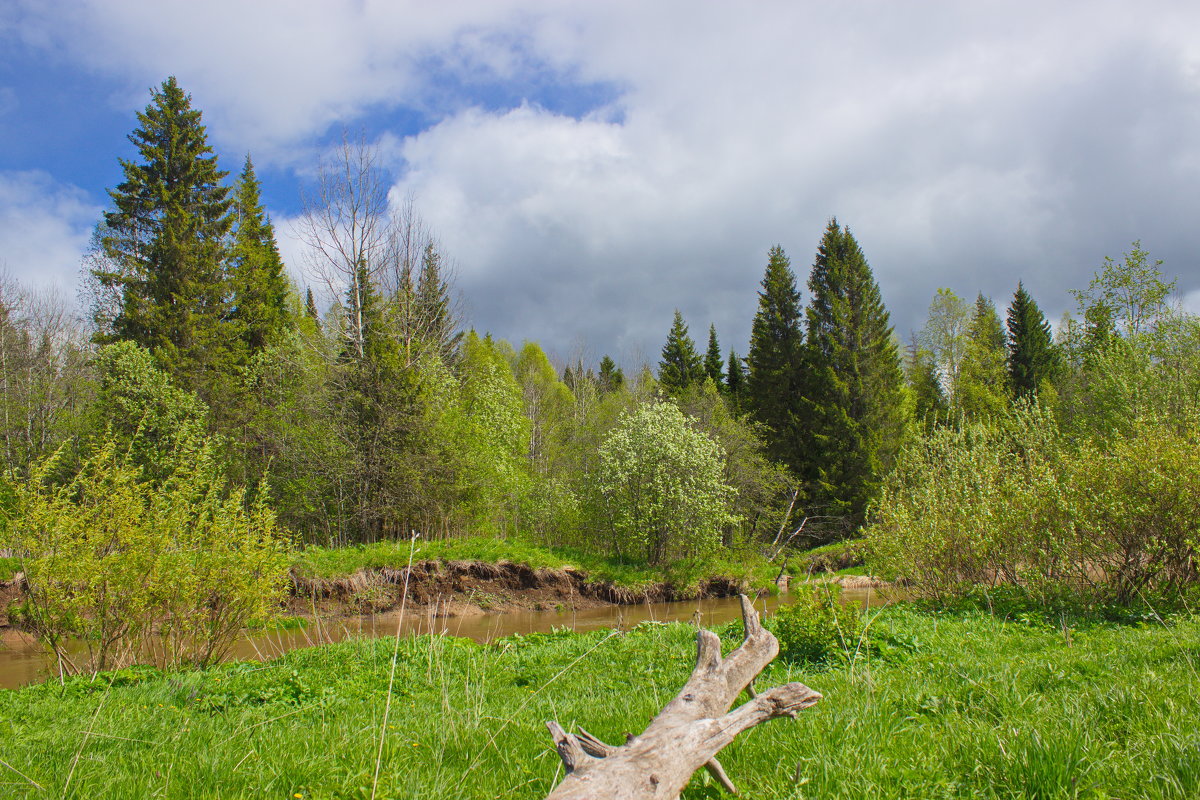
[2,1,1199,366]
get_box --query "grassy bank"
[1,605,1196,798]
[291,536,781,596]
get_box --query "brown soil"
[287,559,755,618]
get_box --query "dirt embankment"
[288,559,753,617]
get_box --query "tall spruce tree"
[1006,282,1059,399]
[94,76,234,394]
[803,219,904,524]
[703,324,724,386]
[598,355,624,393]
[414,242,460,363]
[745,245,805,473]
[229,155,291,355]
[658,310,704,393]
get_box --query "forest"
[1,76,1199,797]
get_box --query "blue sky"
[2,1,1199,366]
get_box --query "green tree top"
[703,324,724,386]
[658,310,704,393]
[746,245,805,469]
[230,155,291,355]
[1006,282,1059,399]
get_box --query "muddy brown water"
[0,586,896,690]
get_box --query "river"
[0,585,896,690]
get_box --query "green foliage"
[918,287,969,403]
[803,219,905,524]
[956,293,1010,419]
[904,341,948,430]
[766,586,862,666]
[868,403,1200,605]
[229,156,291,356]
[597,400,737,564]
[1071,240,1176,339]
[657,310,705,394]
[597,355,624,393]
[746,244,805,472]
[702,324,724,386]
[94,77,236,396]
[6,437,289,675]
[1006,282,1060,400]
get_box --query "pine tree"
[703,324,724,386]
[1006,282,1059,399]
[414,242,460,363]
[598,355,624,393]
[229,155,291,355]
[94,76,234,393]
[658,310,704,393]
[803,219,904,523]
[725,350,747,405]
[745,245,805,472]
[956,293,1009,418]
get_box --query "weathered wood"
[544,594,821,799]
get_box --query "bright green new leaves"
[9,438,289,675]
[597,400,737,564]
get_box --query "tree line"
[3,76,1198,588]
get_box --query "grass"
[0,605,1197,798]
[0,556,19,582]
[291,536,781,595]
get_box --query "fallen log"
[544,594,821,799]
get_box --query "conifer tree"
[229,155,291,355]
[905,340,948,429]
[1006,282,1059,399]
[415,242,459,362]
[745,245,805,473]
[725,350,747,407]
[703,324,724,386]
[658,310,704,393]
[803,219,904,523]
[94,76,234,393]
[598,355,624,393]
[956,293,1009,418]
[305,287,320,324]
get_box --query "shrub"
[767,587,862,666]
[6,437,289,675]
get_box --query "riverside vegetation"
[2,76,1199,796]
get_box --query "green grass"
[291,536,780,594]
[0,556,19,581]
[1,607,1197,798]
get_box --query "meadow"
[1,603,1196,799]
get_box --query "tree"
[229,155,291,355]
[725,350,747,408]
[597,400,736,564]
[1071,241,1176,339]
[598,355,624,393]
[918,287,969,403]
[745,245,805,473]
[803,219,905,523]
[905,339,948,429]
[703,324,724,386]
[658,310,704,393]
[956,293,1009,419]
[1006,282,1059,400]
[93,76,234,395]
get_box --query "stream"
[0,585,896,690]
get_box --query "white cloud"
[0,171,100,298]
[8,1,1200,356]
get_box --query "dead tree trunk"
[544,595,821,799]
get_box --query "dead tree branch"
[543,595,821,799]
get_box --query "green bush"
[6,437,289,675]
[767,587,862,666]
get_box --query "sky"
[2,1,1199,368]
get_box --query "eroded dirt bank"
[288,559,755,618]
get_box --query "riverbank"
[0,606,1195,798]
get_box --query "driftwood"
[544,595,822,799]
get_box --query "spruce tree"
[803,219,904,523]
[956,293,1009,418]
[305,287,320,324]
[94,76,234,393]
[415,242,460,363]
[230,155,291,355]
[1006,282,1059,399]
[745,245,805,472]
[598,355,624,393]
[658,310,704,393]
[725,350,747,409]
[703,324,724,387]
